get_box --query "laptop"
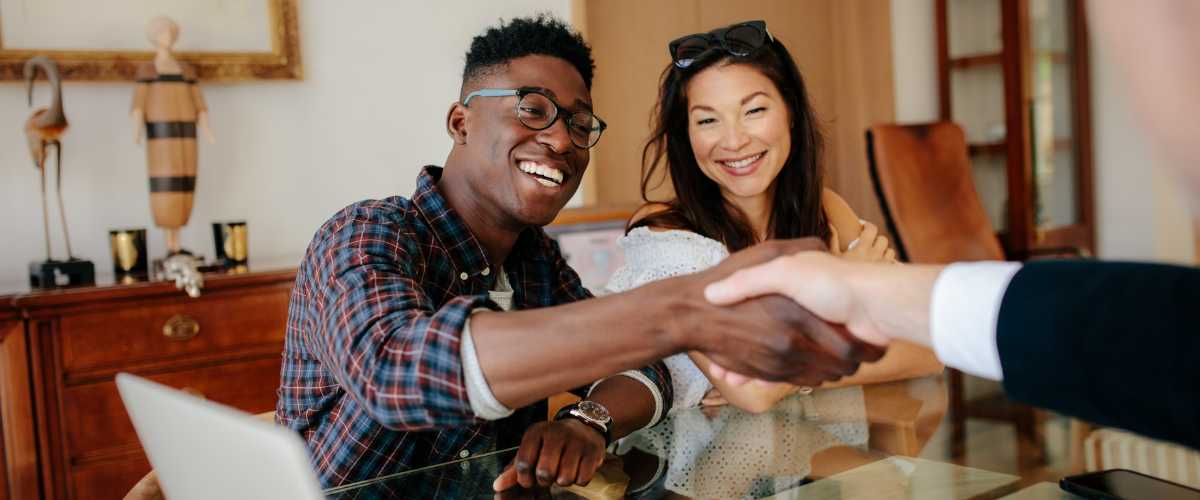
[115,372,325,500]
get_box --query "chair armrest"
[864,376,948,456]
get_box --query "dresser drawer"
[69,453,150,500]
[61,356,281,460]
[58,287,289,374]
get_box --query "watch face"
[577,400,611,422]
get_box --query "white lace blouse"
[605,228,731,413]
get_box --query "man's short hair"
[463,13,594,92]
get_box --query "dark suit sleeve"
[997,260,1200,450]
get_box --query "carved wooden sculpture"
[24,56,72,261]
[131,16,213,256]
[131,17,212,296]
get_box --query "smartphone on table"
[1060,469,1200,499]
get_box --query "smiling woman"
[604,18,940,418]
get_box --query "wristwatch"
[554,400,613,445]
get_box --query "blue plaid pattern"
[277,166,672,487]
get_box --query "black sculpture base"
[29,259,95,289]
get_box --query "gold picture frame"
[0,0,301,81]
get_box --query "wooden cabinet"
[0,268,295,500]
[1,305,18,500]
[936,0,1095,256]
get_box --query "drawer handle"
[163,315,200,341]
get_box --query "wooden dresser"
[0,267,295,500]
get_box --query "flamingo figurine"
[24,56,74,262]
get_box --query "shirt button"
[459,449,470,458]
[459,272,469,280]
[481,267,491,276]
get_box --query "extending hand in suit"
[702,251,943,383]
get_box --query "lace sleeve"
[604,227,730,294]
[603,228,730,412]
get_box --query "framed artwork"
[0,0,300,81]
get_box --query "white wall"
[0,0,572,286]
[890,0,939,124]
[889,0,1194,263]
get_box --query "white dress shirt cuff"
[589,370,665,428]
[461,311,515,420]
[929,261,1022,381]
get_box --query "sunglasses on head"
[668,20,773,69]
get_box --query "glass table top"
[324,376,1031,499]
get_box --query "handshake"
[671,238,891,386]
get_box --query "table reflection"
[325,376,978,499]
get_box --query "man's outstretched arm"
[703,251,1200,449]
[469,239,880,410]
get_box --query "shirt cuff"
[588,370,665,429]
[461,311,515,420]
[930,261,1022,381]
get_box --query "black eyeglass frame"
[668,20,774,69]
[461,87,608,149]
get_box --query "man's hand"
[705,252,891,343]
[493,419,606,491]
[699,293,887,386]
[671,240,887,386]
[704,251,943,365]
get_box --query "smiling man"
[276,15,880,491]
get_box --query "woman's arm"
[821,340,943,389]
[822,189,864,252]
[819,190,943,387]
[688,351,796,413]
[823,189,897,262]
[692,341,942,412]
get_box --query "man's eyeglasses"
[668,20,773,69]
[461,87,607,149]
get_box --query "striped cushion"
[1085,429,1200,488]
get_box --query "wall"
[890,0,939,124]
[0,0,572,286]
[889,0,1194,263]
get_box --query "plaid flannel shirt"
[277,166,672,487]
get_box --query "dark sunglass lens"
[517,93,555,129]
[673,36,709,68]
[724,25,765,56]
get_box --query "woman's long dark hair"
[634,36,830,251]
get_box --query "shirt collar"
[413,166,494,281]
[412,166,550,283]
